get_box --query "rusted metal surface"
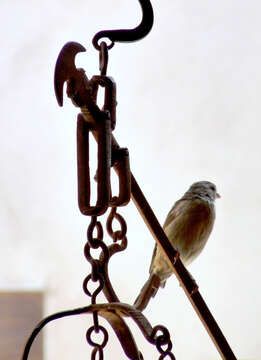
[54,41,86,107]
[53,40,237,358]
[22,302,175,360]
[82,208,175,360]
[77,113,112,216]
[54,39,237,359]
[23,1,237,357]
[99,42,109,75]
[55,41,130,215]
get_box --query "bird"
[134,181,220,311]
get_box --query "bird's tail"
[134,273,161,311]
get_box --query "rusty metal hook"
[92,0,154,50]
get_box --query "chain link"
[82,181,176,360]
[151,325,176,360]
[83,215,110,359]
[83,216,108,302]
[86,325,109,347]
[106,207,128,256]
[86,325,109,360]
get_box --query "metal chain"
[106,207,127,248]
[83,216,108,301]
[86,325,109,360]
[82,206,130,358]
[83,215,109,358]
[76,51,176,358]
[151,325,176,360]
[81,44,130,359]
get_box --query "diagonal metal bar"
[130,174,237,360]
[81,109,237,358]
[108,134,237,360]
[54,40,237,357]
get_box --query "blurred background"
[1,0,261,359]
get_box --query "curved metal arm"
[92,0,154,49]
[22,303,172,360]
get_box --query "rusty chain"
[21,2,241,359]
[50,0,239,357]
[106,206,127,250]
[83,215,109,358]
[83,204,131,358]
[83,204,177,360]
[86,325,109,360]
[62,39,177,360]
[52,18,178,359]
[151,325,176,360]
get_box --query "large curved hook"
[92,0,154,50]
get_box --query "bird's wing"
[162,199,184,229]
[149,199,183,274]
[149,244,157,274]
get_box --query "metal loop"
[77,113,112,216]
[84,241,109,264]
[151,325,170,345]
[85,216,110,265]
[156,336,172,354]
[87,217,104,245]
[86,325,109,348]
[151,325,175,359]
[83,273,104,301]
[92,0,154,50]
[106,207,127,240]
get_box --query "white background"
[1,0,260,359]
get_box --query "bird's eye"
[210,186,215,191]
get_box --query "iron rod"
[130,173,237,360]
[87,131,237,359]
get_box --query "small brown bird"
[135,181,220,310]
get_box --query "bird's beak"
[216,193,221,199]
